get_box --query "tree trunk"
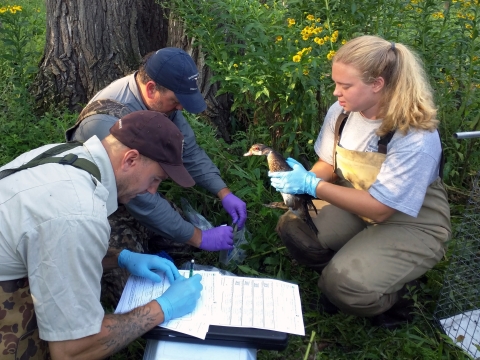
[32,0,169,113]
[168,15,232,142]
[31,0,232,141]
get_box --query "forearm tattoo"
[100,305,160,356]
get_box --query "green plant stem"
[246,246,286,260]
[303,330,316,360]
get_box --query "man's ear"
[120,149,141,171]
[144,81,158,100]
[372,76,385,93]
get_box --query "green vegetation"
[1,0,479,359]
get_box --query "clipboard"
[143,325,289,351]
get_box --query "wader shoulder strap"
[65,99,132,141]
[377,130,396,154]
[333,111,350,171]
[333,111,396,157]
[437,130,445,179]
[0,141,101,182]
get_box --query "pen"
[189,259,194,278]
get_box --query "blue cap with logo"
[145,48,207,114]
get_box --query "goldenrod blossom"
[0,5,22,13]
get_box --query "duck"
[244,143,319,235]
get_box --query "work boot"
[276,210,333,274]
[308,292,340,315]
[370,281,419,330]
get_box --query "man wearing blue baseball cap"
[66,48,247,303]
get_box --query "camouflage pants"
[102,204,193,306]
[0,278,48,360]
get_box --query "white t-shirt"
[314,102,442,217]
[0,136,118,341]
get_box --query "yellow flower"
[327,50,336,60]
[466,24,473,29]
[303,69,309,75]
[293,55,301,62]
[316,18,321,22]
[432,12,444,19]
[0,7,7,13]
[276,36,283,42]
[288,18,296,27]
[264,4,269,9]
[341,39,347,44]
[314,37,325,45]
[306,14,315,21]
[13,5,22,11]
[233,64,238,68]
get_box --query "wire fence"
[434,131,480,359]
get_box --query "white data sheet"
[115,270,305,339]
[439,309,480,359]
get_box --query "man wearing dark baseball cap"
[109,110,194,188]
[0,110,203,359]
[145,48,206,114]
[66,47,248,305]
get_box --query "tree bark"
[32,0,169,113]
[168,15,233,142]
[31,0,232,141]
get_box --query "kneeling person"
[0,111,203,360]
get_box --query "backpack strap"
[65,99,132,141]
[0,142,101,182]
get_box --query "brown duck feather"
[244,143,319,235]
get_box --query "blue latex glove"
[118,250,180,284]
[199,226,234,251]
[269,158,322,198]
[156,274,203,322]
[221,193,247,229]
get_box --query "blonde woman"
[269,35,451,328]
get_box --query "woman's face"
[331,61,384,119]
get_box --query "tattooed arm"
[48,300,164,360]
[47,274,203,360]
